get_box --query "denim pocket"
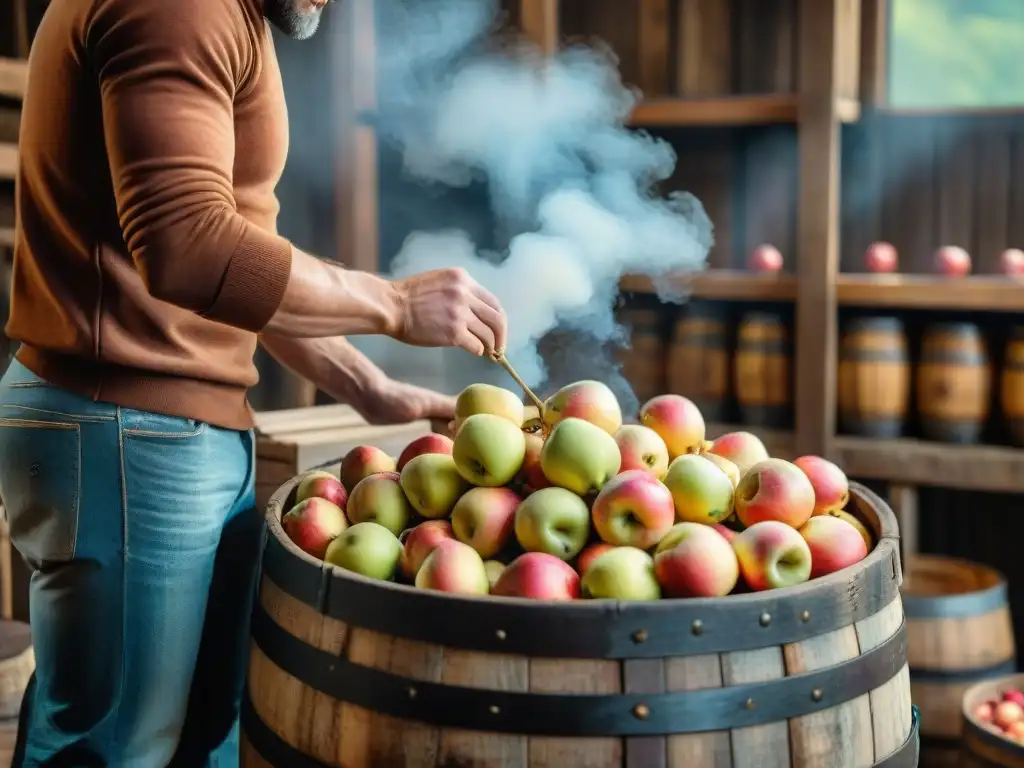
[0,417,82,564]
[122,413,208,440]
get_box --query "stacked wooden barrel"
[666,302,730,421]
[917,323,991,444]
[1001,327,1024,447]
[616,309,666,405]
[734,311,792,428]
[242,479,917,768]
[837,317,911,438]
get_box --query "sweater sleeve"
[87,0,293,332]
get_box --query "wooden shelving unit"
[835,274,1024,312]
[628,94,860,127]
[619,269,797,301]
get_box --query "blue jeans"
[0,361,261,767]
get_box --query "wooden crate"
[254,404,434,508]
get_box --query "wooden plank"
[253,403,365,435]
[620,269,797,301]
[1012,130,1024,249]
[833,436,1024,494]
[859,0,888,106]
[0,58,27,101]
[888,484,918,559]
[742,126,798,271]
[0,144,16,181]
[935,119,975,255]
[794,0,844,457]
[675,0,733,96]
[334,0,378,271]
[839,121,883,272]
[835,0,862,102]
[883,119,936,273]
[520,0,559,54]
[835,274,1024,312]
[737,0,798,94]
[974,125,1012,273]
[636,0,671,97]
[628,95,798,126]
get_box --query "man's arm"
[260,334,456,424]
[89,0,506,351]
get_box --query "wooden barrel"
[837,317,911,439]
[917,323,991,444]
[616,309,666,404]
[961,673,1024,767]
[902,555,1015,765]
[1000,327,1024,447]
[666,303,730,421]
[242,480,918,767]
[735,311,792,428]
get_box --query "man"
[1,0,508,764]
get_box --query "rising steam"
[371,0,712,409]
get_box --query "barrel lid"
[0,621,31,660]
[845,316,903,333]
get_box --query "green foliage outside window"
[889,0,1024,108]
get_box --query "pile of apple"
[973,688,1024,744]
[281,381,874,601]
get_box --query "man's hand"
[350,378,456,425]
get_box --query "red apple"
[732,520,813,591]
[295,470,348,510]
[614,424,670,479]
[994,701,1024,730]
[282,497,349,560]
[653,522,739,598]
[1004,690,1024,708]
[517,431,551,493]
[934,245,972,277]
[414,539,490,595]
[450,486,520,558]
[799,515,868,579]
[793,455,849,516]
[712,523,737,543]
[399,520,456,580]
[974,701,994,723]
[1006,720,1024,742]
[735,458,816,529]
[639,394,706,459]
[575,542,616,577]
[542,380,623,435]
[340,445,397,492]
[864,242,898,273]
[591,470,675,549]
[707,431,770,476]
[1000,248,1024,277]
[491,552,581,600]
[749,244,783,272]
[397,434,454,472]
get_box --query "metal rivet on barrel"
[632,629,649,644]
[811,689,823,702]
[691,620,704,635]
[759,612,772,627]
[489,705,501,715]
[495,629,507,641]
[800,610,811,622]
[633,704,650,720]
[745,698,756,710]
[407,687,418,700]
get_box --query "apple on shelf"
[935,245,972,277]
[864,242,898,273]
[748,244,784,273]
[1000,248,1024,277]
[281,381,874,599]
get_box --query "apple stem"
[489,349,548,416]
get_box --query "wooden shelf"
[875,104,1024,119]
[705,423,795,460]
[832,436,1024,494]
[836,274,1024,312]
[620,269,797,301]
[0,58,27,101]
[626,95,859,127]
[0,144,16,181]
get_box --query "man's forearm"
[259,247,405,339]
[259,333,386,405]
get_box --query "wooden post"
[889,483,918,560]
[334,0,379,273]
[520,0,559,55]
[859,0,889,107]
[794,0,851,457]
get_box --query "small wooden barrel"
[734,311,792,428]
[961,673,1024,767]
[837,317,911,439]
[242,481,918,767]
[917,323,991,444]
[616,309,666,404]
[666,303,730,421]
[902,555,1015,765]
[1000,327,1024,447]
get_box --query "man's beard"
[265,0,322,40]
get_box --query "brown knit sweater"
[8,0,295,430]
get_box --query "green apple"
[663,454,735,525]
[540,417,621,496]
[581,546,661,600]
[452,413,526,487]
[455,383,524,430]
[325,522,402,581]
[400,453,468,518]
[345,472,412,535]
[513,487,590,560]
[484,560,506,589]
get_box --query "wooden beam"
[520,0,559,55]
[794,0,849,457]
[636,0,671,97]
[620,269,797,301]
[0,58,28,101]
[859,0,888,107]
[334,0,379,273]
